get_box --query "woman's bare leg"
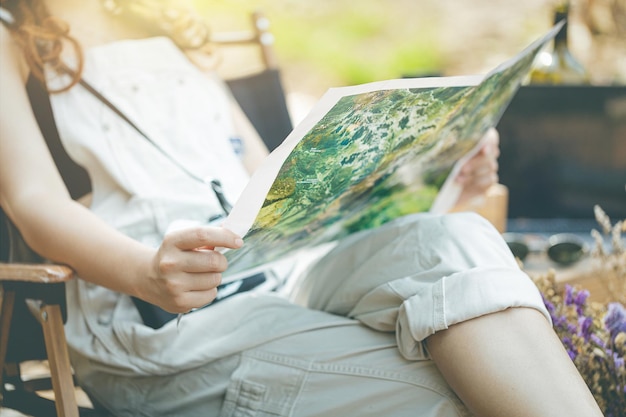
[426,307,603,417]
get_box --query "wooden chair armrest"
[0,263,74,283]
[450,183,509,233]
[210,11,278,70]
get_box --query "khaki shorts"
[82,323,469,417]
[72,212,549,416]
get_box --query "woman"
[0,0,602,416]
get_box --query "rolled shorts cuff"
[396,266,550,360]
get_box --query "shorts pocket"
[220,352,308,417]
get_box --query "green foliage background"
[196,0,444,92]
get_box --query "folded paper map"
[221,22,563,279]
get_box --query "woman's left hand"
[454,128,500,208]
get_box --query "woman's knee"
[292,211,519,321]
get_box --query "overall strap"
[72,69,232,212]
[26,75,93,199]
[71,71,208,185]
[1,7,92,199]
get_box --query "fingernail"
[234,238,244,247]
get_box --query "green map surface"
[223,24,560,277]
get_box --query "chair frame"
[211,11,279,70]
[0,265,78,417]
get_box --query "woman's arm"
[0,25,241,313]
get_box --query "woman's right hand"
[137,226,244,313]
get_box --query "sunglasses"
[502,232,589,266]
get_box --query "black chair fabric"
[226,69,293,151]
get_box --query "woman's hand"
[454,128,500,208]
[138,226,244,313]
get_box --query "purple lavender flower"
[578,316,593,341]
[553,314,568,330]
[604,302,626,340]
[574,289,590,316]
[590,333,606,349]
[567,323,578,334]
[564,285,575,306]
[542,294,556,315]
[562,336,578,360]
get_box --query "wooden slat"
[210,11,278,70]
[38,304,79,417]
[0,287,16,396]
[210,30,257,45]
[0,263,74,283]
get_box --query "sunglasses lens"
[506,241,529,261]
[547,242,584,265]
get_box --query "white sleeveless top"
[47,37,250,236]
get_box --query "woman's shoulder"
[0,21,29,83]
[89,36,177,53]
[86,36,199,73]
[0,17,10,46]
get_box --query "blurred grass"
[194,0,625,99]
[195,0,446,95]
[266,4,443,85]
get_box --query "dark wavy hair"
[1,0,83,92]
[1,0,212,93]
